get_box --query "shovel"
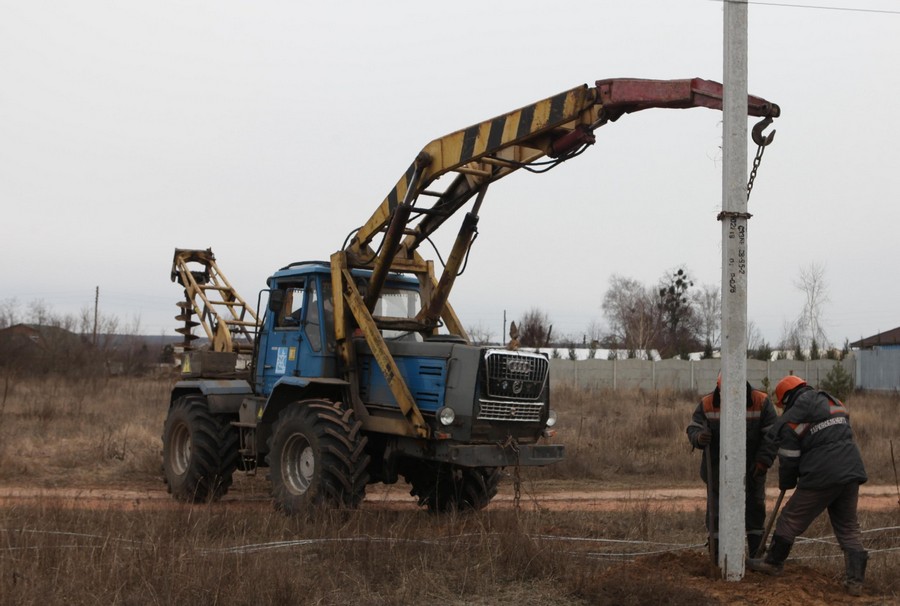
[704,445,717,569]
[755,488,786,559]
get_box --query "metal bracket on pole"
[717,211,753,221]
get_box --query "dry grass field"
[0,373,898,605]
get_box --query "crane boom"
[329,77,779,437]
[345,78,779,264]
[340,78,778,331]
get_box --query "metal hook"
[752,116,776,147]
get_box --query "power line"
[715,0,900,15]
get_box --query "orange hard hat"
[775,375,807,408]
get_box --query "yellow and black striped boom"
[331,78,778,438]
[345,77,780,266]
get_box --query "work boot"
[747,535,792,575]
[843,550,868,597]
[746,533,763,559]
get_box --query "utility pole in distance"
[93,286,99,346]
[502,309,507,346]
[720,0,750,581]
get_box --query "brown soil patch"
[598,550,885,605]
[0,483,896,514]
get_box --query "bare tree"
[518,308,552,348]
[0,298,19,329]
[793,262,830,349]
[466,322,495,346]
[692,284,721,351]
[746,319,765,352]
[27,299,52,325]
[585,319,605,348]
[656,267,701,358]
[80,305,119,348]
[518,308,551,348]
[779,318,802,352]
[746,319,773,360]
[601,274,661,357]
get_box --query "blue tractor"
[164,250,560,513]
[161,77,779,513]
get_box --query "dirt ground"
[599,550,887,606]
[1,481,896,605]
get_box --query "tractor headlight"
[545,409,558,427]
[437,406,456,426]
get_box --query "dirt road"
[1,482,897,512]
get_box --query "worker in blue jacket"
[748,375,868,597]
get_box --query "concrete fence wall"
[549,356,857,392]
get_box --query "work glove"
[752,461,768,479]
[697,430,712,447]
[779,469,798,490]
[779,478,797,490]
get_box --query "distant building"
[0,323,83,350]
[851,327,900,390]
[0,324,184,374]
[850,327,900,350]
[0,323,87,372]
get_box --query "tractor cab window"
[276,283,305,328]
[374,285,421,341]
[374,287,419,319]
[321,279,336,353]
[304,281,322,352]
[351,277,422,340]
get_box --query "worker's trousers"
[706,472,767,539]
[774,482,864,551]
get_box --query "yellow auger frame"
[171,248,259,354]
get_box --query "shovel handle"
[704,445,717,567]
[756,489,786,559]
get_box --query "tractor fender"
[170,379,253,414]
[260,376,350,424]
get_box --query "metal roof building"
[850,327,900,350]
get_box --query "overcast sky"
[2,1,897,348]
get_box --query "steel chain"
[746,143,766,201]
[513,458,522,510]
[498,436,522,510]
[501,435,522,510]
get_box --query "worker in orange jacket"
[686,374,777,557]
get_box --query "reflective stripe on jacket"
[770,386,867,490]
[686,383,777,484]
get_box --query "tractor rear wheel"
[267,400,369,514]
[403,461,500,513]
[162,394,238,502]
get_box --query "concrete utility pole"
[720,0,750,580]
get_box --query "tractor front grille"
[477,399,545,422]
[483,349,548,400]
[478,349,549,423]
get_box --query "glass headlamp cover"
[546,409,558,427]
[437,406,456,426]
